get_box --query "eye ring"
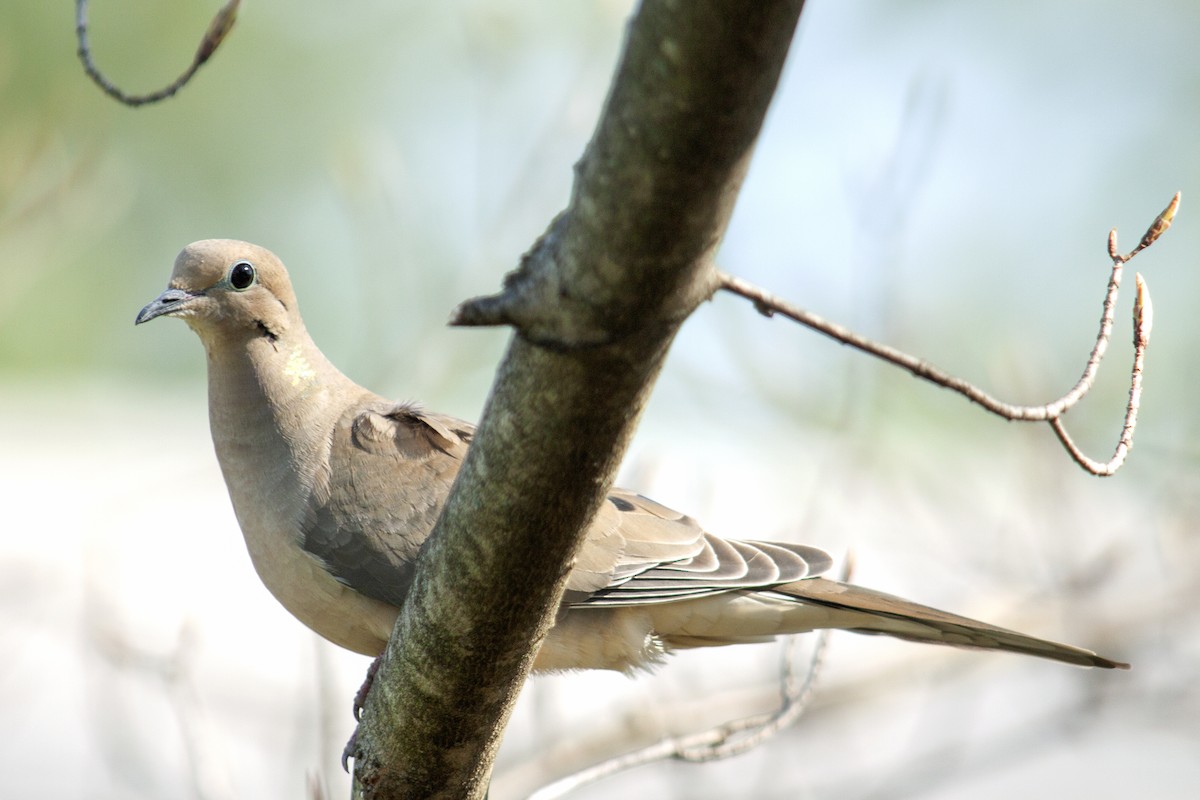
[228,261,257,291]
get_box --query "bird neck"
[202,326,365,521]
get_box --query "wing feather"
[300,403,829,611]
[300,401,473,607]
[574,491,832,607]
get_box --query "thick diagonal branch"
[351,3,809,798]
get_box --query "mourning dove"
[135,239,1128,673]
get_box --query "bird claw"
[341,725,359,773]
[343,655,382,772]
[353,655,382,721]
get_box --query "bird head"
[136,239,301,344]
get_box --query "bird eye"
[228,261,256,291]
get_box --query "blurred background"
[1,1,1197,798]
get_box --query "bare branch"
[718,192,1179,476]
[1049,272,1153,475]
[527,633,831,800]
[75,0,240,107]
[529,558,853,799]
[676,556,854,762]
[351,3,810,797]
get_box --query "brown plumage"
[136,239,1128,672]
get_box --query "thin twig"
[75,0,240,107]
[673,617,832,762]
[528,558,853,799]
[675,555,852,762]
[719,192,1179,476]
[1048,272,1153,476]
[526,636,831,800]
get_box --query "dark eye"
[229,261,256,291]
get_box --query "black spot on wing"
[255,319,279,342]
[609,496,636,512]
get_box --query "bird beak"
[135,288,201,325]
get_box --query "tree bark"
[352,2,808,797]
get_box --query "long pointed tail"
[776,578,1128,669]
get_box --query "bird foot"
[353,654,382,721]
[343,655,382,772]
[341,725,359,773]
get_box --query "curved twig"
[527,631,832,800]
[719,192,1179,476]
[75,0,240,107]
[1048,272,1153,476]
[674,605,832,762]
[528,558,853,799]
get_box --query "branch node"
[449,293,515,328]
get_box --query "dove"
[135,239,1127,674]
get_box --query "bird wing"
[300,401,473,608]
[570,488,832,605]
[302,401,830,609]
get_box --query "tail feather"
[775,578,1128,670]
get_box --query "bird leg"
[354,654,382,721]
[342,654,382,772]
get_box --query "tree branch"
[525,558,851,799]
[75,0,240,107]
[350,2,809,797]
[718,192,1179,476]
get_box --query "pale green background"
[2,2,1197,798]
